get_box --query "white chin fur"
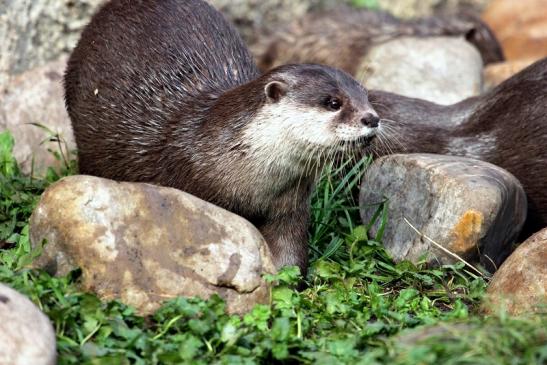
[334,124,377,141]
[243,100,373,154]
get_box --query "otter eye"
[325,97,342,111]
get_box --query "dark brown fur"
[64,0,379,277]
[256,7,503,73]
[369,58,547,238]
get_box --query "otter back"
[64,0,259,180]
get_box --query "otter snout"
[361,112,380,128]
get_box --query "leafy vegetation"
[351,0,380,9]
[0,130,545,364]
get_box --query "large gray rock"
[359,36,483,105]
[483,228,547,315]
[0,57,75,175]
[0,284,56,365]
[360,154,527,270]
[30,175,276,315]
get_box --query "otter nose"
[361,113,380,128]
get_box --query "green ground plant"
[0,130,545,364]
[351,0,380,9]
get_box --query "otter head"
[245,64,379,164]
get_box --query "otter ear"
[265,81,288,103]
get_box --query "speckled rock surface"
[360,154,527,270]
[0,56,75,175]
[483,228,547,315]
[30,175,276,315]
[0,283,56,365]
[359,36,483,104]
[0,0,104,91]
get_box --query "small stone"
[483,228,547,315]
[359,154,527,270]
[0,57,75,174]
[0,284,56,365]
[359,36,483,105]
[30,175,276,315]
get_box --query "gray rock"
[0,57,75,175]
[0,0,104,91]
[30,175,276,315]
[0,283,56,365]
[359,154,527,270]
[483,228,547,315]
[359,36,483,105]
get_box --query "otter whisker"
[378,119,407,154]
[378,129,396,156]
[374,130,390,157]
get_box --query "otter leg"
[258,211,310,278]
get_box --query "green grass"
[0,129,545,364]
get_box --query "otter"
[64,0,380,276]
[256,7,504,74]
[369,58,547,237]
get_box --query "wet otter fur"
[256,7,504,74]
[64,0,380,276]
[369,58,547,237]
